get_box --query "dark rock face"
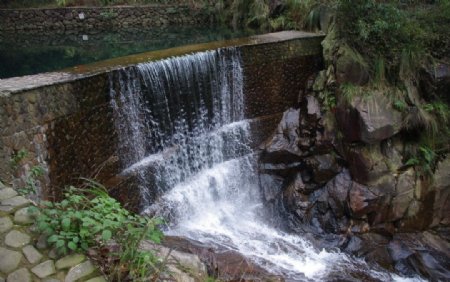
[420,62,450,103]
[259,65,450,280]
[336,92,403,144]
[162,236,284,282]
[261,108,303,163]
[388,232,450,281]
[335,45,369,86]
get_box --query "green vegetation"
[32,180,164,281]
[10,149,45,195]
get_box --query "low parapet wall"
[0,31,323,208]
[0,5,209,31]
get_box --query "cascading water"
[109,48,424,281]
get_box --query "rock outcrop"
[259,40,450,280]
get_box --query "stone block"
[22,245,43,264]
[0,247,22,274]
[6,268,31,282]
[55,254,85,270]
[64,260,96,282]
[0,189,17,201]
[5,230,31,248]
[0,216,13,233]
[31,260,56,278]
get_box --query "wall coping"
[0,31,324,96]
[0,4,189,11]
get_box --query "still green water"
[0,26,261,79]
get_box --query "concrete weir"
[0,31,324,208]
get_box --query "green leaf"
[102,229,112,241]
[56,240,65,248]
[67,241,77,250]
[81,242,89,250]
[48,234,59,243]
[62,218,71,230]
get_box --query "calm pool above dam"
[0,26,261,79]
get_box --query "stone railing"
[0,5,210,31]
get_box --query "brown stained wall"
[0,5,209,32]
[0,33,323,209]
[0,74,115,200]
[242,37,324,119]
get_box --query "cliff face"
[259,23,450,280]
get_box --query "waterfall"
[109,48,250,205]
[109,48,422,281]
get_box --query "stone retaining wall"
[0,5,210,31]
[0,31,324,210]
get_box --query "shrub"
[33,180,164,280]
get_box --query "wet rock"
[0,247,22,274]
[325,170,351,218]
[259,173,284,202]
[6,268,31,282]
[390,232,450,281]
[259,161,303,177]
[22,245,43,264]
[0,188,17,201]
[307,154,341,184]
[31,260,56,278]
[282,173,310,220]
[390,169,415,221]
[160,236,282,282]
[261,108,302,163]
[55,254,85,270]
[431,157,450,227]
[305,95,321,120]
[349,183,380,218]
[337,92,402,144]
[345,144,393,187]
[357,233,393,270]
[65,260,96,282]
[0,216,13,233]
[5,230,31,248]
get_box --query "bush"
[33,180,164,281]
[337,0,425,81]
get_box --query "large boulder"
[345,144,393,186]
[349,182,381,218]
[431,157,450,227]
[325,169,352,218]
[306,153,341,184]
[389,232,450,281]
[420,62,450,103]
[261,108,302,163]
[335,45,369,86]
[336,91,403,144]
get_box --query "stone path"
[0,184,106,282]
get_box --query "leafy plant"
[10,149,45,195]
[18,165,45,195]
[34,180,164,280]
[319,89,336,110]
[405,145,437,176]
[10,149,28,168]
